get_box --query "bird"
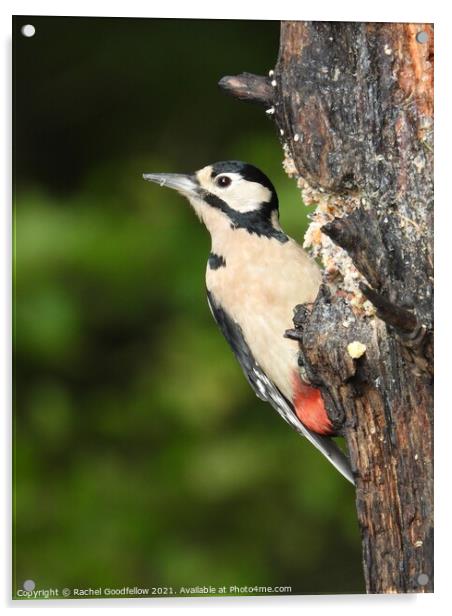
[143,161,354,484]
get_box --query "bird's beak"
[142,173,199,197]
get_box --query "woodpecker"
[143,161,354,484]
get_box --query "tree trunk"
[219,21,433,594]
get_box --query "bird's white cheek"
[207,181,272,213]
[226,182,272,212]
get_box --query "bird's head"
[143,161,286,242]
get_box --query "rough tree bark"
[219,22,433,594]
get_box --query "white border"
[2,1,449,614]
[3,0,441,21]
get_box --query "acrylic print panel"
[13,16,433,600]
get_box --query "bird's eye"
[216,175,232,188]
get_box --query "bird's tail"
[300,428,355,485]
[273,391,355,484]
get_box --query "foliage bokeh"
[13,16,364,597]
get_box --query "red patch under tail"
[292,372,333,436]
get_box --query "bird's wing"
[207,290,355,485]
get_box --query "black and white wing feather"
[207,290,354,485]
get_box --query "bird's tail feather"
[273,393,355,484]
[302,429,355,485]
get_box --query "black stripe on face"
[208,253,226,269]
[199,190,288,243]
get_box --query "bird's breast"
[206,232,321,402]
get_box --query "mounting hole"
[21,24,35,38]
[417,573,429,586]
[23,579,36,591]
[416,31,428,44]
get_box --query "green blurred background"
[13,16,364,598]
